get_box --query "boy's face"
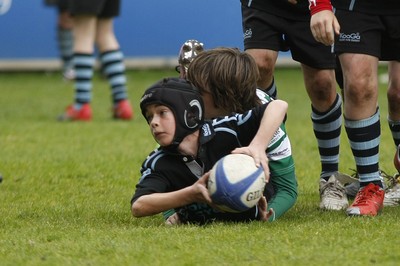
[144,104,176,146]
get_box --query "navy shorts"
[241,5,336,69]
[44,0,69,11]
[69,0,120,18]
[335,10,400,61]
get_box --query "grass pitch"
[1,68,400,265]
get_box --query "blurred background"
[0,0,293,71]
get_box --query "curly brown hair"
[187,47,261,114]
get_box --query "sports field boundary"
[0,57,300,72]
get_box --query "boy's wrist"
[308,0,333,15]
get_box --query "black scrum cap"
[140,77,204,150]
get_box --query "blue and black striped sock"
[312,93,342,180]
[345,108,382,188]
[388,117,400,147]
[57,27,74,72]
[100,50,128,105]
[263,78,277,99]
[73,53,95,108]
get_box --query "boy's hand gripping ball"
[208,154,266,213]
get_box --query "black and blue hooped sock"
[388,117,400,147]
[263,78,277,99]
[57,27,74,71]
[345,109,382,188]
[100,50,128,105]
[312,93,342,180]
[73,53,95,108]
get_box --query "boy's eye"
[159,109,170,117]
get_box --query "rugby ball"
[208,154,266,213]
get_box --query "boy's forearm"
[252,100,288,149]
[132,187,195,217]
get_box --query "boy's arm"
[131,173,211,217]
[308,0,340,46]
[232,100,288,181]
[267,171,298,221]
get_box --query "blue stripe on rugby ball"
[211,157,264,212]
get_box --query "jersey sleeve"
[130,150,171,205]
[130,171,169,205]
[235,103,270,145]
[308,0,333,15]
[268,170,298,221]
[130,150,201,206]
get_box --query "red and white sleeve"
[308,0,333,15]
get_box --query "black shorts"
[69,0,120,18]
[241,5,336,69]
[44,0,68,11]
[44,0,58,6]
[335,10,400,61]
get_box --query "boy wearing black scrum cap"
[130,77,288,225]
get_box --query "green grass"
[1,68,400,265]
